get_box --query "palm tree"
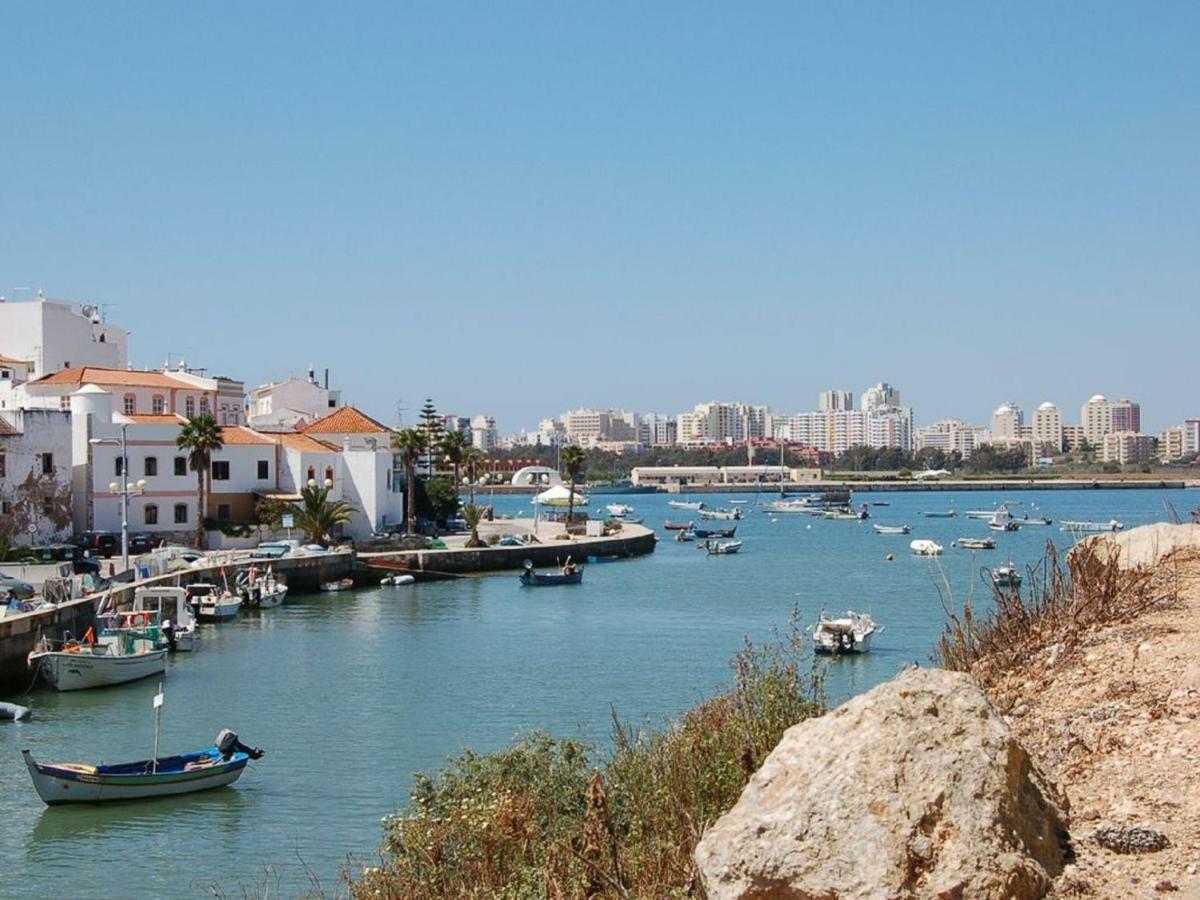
[561,444,586,525]
[284,480,355,545]
[464,447,484,505]
[441,431,467,493]
[391,428,425,534]
[462,503,486,548]
[176,414,224,550]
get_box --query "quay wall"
[360,526,656,578]
[0,595,97,693]
[673,479,1191,494]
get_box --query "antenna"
[395,399,408,428]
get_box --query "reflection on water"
[0,488,1189,897]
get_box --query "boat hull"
[29,649,168,692]
[22,749,248,805]
[519,571,584,586]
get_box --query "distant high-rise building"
[860,382,899,412]
[990,403,1023,440]
[1110,398,1141,434]
[1100,431,1152,465]
[470,415,499,452]
[915,420,988,459]
[1081,394,1112,442]
[1031,402,1063,451]
[818,389,853,412]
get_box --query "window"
[257,460,269,480]
[328,399,336,407]
[211,460,230,481]
[1,500,10,514]
[42,496,54,515]
[152,395,165,414]
[199,396,210,415]
[324,466,334,484]
[115,457,124,477]
[174,456,187,476]
[123,394,136,415]
[174,504,188,524]
[144,504,159,525]
[306,466,316,483]
[41,453,53,475]
[216,503,231,522]
[0,452,5,478]
[144,457,158,477]
[185,397,195,418]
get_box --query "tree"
[561,445,586,525]
[285,480,355,545]
[441,430,467,492]
[419,477,461,522]
[176,414,224,550]
[418,399,444,477]
[392,428,425,534]
[462,503,486,548]
[0,534,36,563]
[464,447,484,505]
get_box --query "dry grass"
[934,538,1185,690]
[348,623,823,899]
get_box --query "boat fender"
[885,553,894,561]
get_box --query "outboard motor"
[216,728,265,761]
[162,618,177,652]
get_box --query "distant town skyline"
[3,3,1197,434]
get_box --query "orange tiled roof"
[219,426,277,446]
[300,405,391,435]
[0,417,19,436]
[123,413,187,425]
[30,366,201,390]
[274,433,340,453]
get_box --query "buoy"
[806,524,812,530]
[885,553,894,561]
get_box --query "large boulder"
[694,668,1070,899]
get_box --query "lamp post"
[90,424,147,573]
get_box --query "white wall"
[0,298,128,376]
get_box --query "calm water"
[1,487,1191,897]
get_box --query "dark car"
[75,531,120,559]
[29,543,102,576]
[128,533,163,555]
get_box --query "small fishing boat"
[380,573,416,586]
[698,507,742,521]
[27,629,168,692]
[693,526,736,539]
[954,537,996,550]
[910,539,944,557]
[871,501,891,507]
[612,514,644,525]
[674,530,695,542]
[1060,519,1124,533]
[320,578,355,592]
[667,500,705,511]
[236,568,288,610]
[762,498,818,514]
[132,586,197,651]
[965,505,1007,520]
[987,517,1020,533]
[663,520,695,531]
[991,563,1022,589]
[186,583,243,622]
[519,560,584,586]
[872,524,911,535]
[606,503,635,517]
[921,510,957,518]
[811,610,880,654]
[23,728,263,805]
[703,539,743,555]
[586,554,622,564]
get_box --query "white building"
[818,389,853,412]
[20,365,219,418]
[1031,402,1063,452]
[471,415,500,452]
[990,403,1024,440]
[867,407,914,451]
[640,413,677,446]
[860,382,900,412]
[559,409,637,445]
[630,465,820,486]
[0,408,73,544]
[1100,431,1153,465]
[1081,394,1112,443]
[247,370,343,431]
[0,294,129,378]
[915,420,988,459]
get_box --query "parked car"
[74,531,120,559]
[128,533,163,555]
[0,571,36,601]
[28,544,102,576]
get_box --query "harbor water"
[0,487,1192,896]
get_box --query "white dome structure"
[1088,394,1108,404]
[1038,401,1057,411]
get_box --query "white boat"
[132,586,198,651]
[186,583,242,622]
[1060,519,1124,533]
[762,499,818,514]
[1020,513,1053,526]
[921,510,957,518]
[703,539,742,555]
[698,508,742,521]
[872,524,911,535]
[965,507,1005,520]
[380,573,416,586]
[667,500,705,511]
[27,632,167,692]
[953,537,995,550]
[320,577,355,592]
[910,539,944,556]
[811,610,879,654]
[236,568,288,609]
[606,503,634,517]
[991,564,1022,589]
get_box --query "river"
[0,487,1191,897]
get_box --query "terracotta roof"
[219,426,277,446]
[300,405,391,435]
[30,366,201,390]
[122,413,187,425]
[0,417,19,436]
[273,433,340,453]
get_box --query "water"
[1,487,1191,896]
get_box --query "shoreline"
[472,478,1194,496]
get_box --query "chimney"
[308,365,315,383]
[324,368,329,389]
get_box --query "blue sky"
[2,3,1197,433]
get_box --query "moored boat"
[693,526,736,539]
[236,568,288,609]
[27,630,168,692]
[872,524,911,535]
[990,563,1022,589]
[953,537,996,550]
[1020,515,1053,526]
[519,560,584,586]
[186,583,242,621]
[380,573,416,586]
[921,510,957,518]
[909,539,944,556]
[320,578,355,592]
[674,530,695,542]
[667,500,705,511]
[1060,519,1124,533]
[811,610,879,654]
[698,507,742,521]
[702,539,742,555]
[663,520,694,531]
[132,586,197,651]
[606,503,634,517]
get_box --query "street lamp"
[90,424,147,572]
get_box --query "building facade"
[1100,432,1153,465]
[990,403,1023,440]
[1031,402,1063,452]
[818,389,853,412]
[0,294,129,377]
[0,408,73,543]
[247,371,343,431]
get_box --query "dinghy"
[519,560,584,586]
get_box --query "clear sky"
[2,3,1197,433]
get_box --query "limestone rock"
[694,668,1071,899]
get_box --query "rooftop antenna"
[395,399,408,428]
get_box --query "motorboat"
[763,499,818,514]
[872,524,911,535]
[132,586,197,651]
[871,501,891,507]
[693,526,736,539]
[702,539,742,555]
[674,530,695,542]
[519,561,584,586]
[23,728,263,805]
[953,537,996,550]
[1060,519,1124,533]
[987,516,1020,533]
[921,510,957,518]
[991,564,1023,589]
[698,507,742,521]
[910,539,944,557]
[380,573,416,586]
[1020,515,1053,526]
[811,610,880,654]
[186,583,242,622]
[663,520,694,531]
[320,578,355,592]
[606,503,635,517]
[667,500,705,511]
[236,568,288,609]
[27,629,167,692]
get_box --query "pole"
[152,681,164,773]
[120,423,130,572]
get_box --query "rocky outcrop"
[694,668,1071,899]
